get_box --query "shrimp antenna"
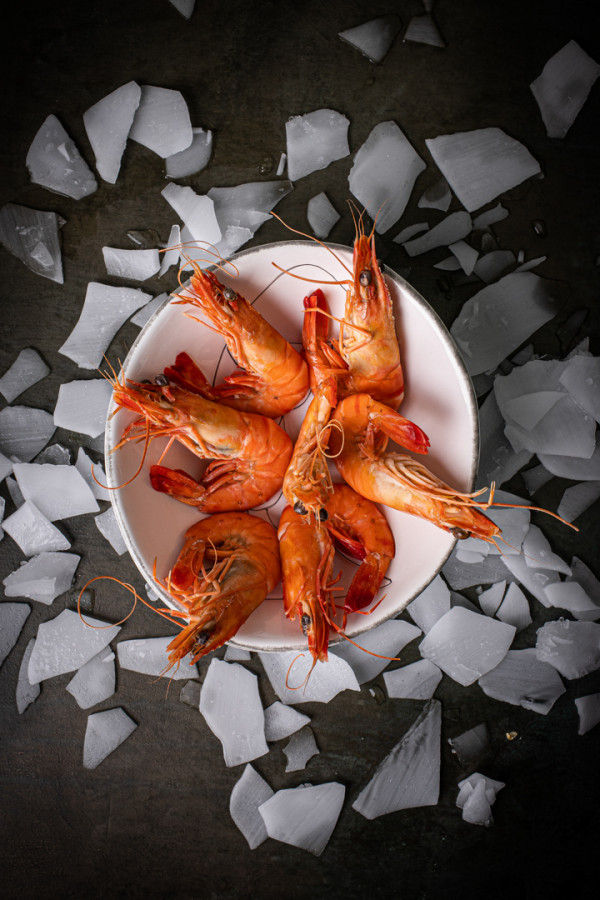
[269,210,353,278]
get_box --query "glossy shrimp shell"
[110,370,292,513]
[277,505,337,665]
[161,512,281,667]
[282,373,338,521]
[174,264,309,417]
[325,482,395,621]
[330,394,500,542]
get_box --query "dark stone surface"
[1,2,599,898]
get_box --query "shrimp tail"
[164,352,215,397]
[343,555,388,615]
[150,465,207,506]
[373,407,430,455]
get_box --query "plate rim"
[105,238,479,652]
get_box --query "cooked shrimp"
[281,373,338,521]
[273,208,405,407]
[161,512,281,667]
[173,265,309,417]
[325,483,395,621]
[278,483,396,667]
[277,504,337,666]
[330,393,502,542]
[110,371,292,512]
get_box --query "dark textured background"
[1,2,599,898]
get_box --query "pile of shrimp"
[104,208,574,679]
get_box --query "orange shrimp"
[281,373,338,521]
[325,483,395,621]
[278,482,397,668]
[160,512,281,667]
[274,208,405,407]
[277,504,337,665]
[173,265,309,417]
[110,370,292,512]
[330,394,502,542]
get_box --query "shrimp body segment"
[341,225,405,407]
[300,240,404,409]
[163,512,281,667]
[325,483,395,618]
[282,373,338,521]
[111,374,292,513]
[330,394,500,542]
[176,266,309,417]
[277,505,336,665]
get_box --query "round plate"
[105,240,479,651]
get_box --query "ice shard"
[199,659,268,767]
[16,638,40,714]
[353,700,441,818]
[330,619,421,684]
[338,15,402,63]
[450,272,559,376]
[530,40,600,139]
[401,211,472,256]
[53,380,113,438]
[129,85,193,158]
[66,647,116,709]
[307,192,340,239]
[285,109,350,182]
[0,203,64,283]
[0,603,31,668]
[117,636,197,679]
[259,782,345,856]
[426,127,541,212]
[230,764,273,849]
[263,701,310,742]
[102,247,160,281]
[59,282,151,370]
[83,707,137,769]
[575,693,600,735]
[536,620,600,680]
[383,659,442,699]
[406,574,451,633]
[83,81,142,184]
[26,114,97,199]
[1,501,70,556]
[283,727,319,772]
[478,648,565,714]
[0,349,50,403]
[404,13,445,48]
[259,649,360,705]
[166,127,212,178]
[28,609,120,684]
[419,607,515,685]
[12,463,99,521]
[349,121,426,233]
[0,405,55,462]
[161,183,221,246]
[3,551,80,604]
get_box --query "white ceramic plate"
[105,240,478,651]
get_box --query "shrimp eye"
[301,614,312,635]
[359,269,372,286]
[451,527,471,540]
[193,629,213,651]
[154,374,169,386]
[318,507,329,521]
[222,286,237,302]
[293,500,308,515]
